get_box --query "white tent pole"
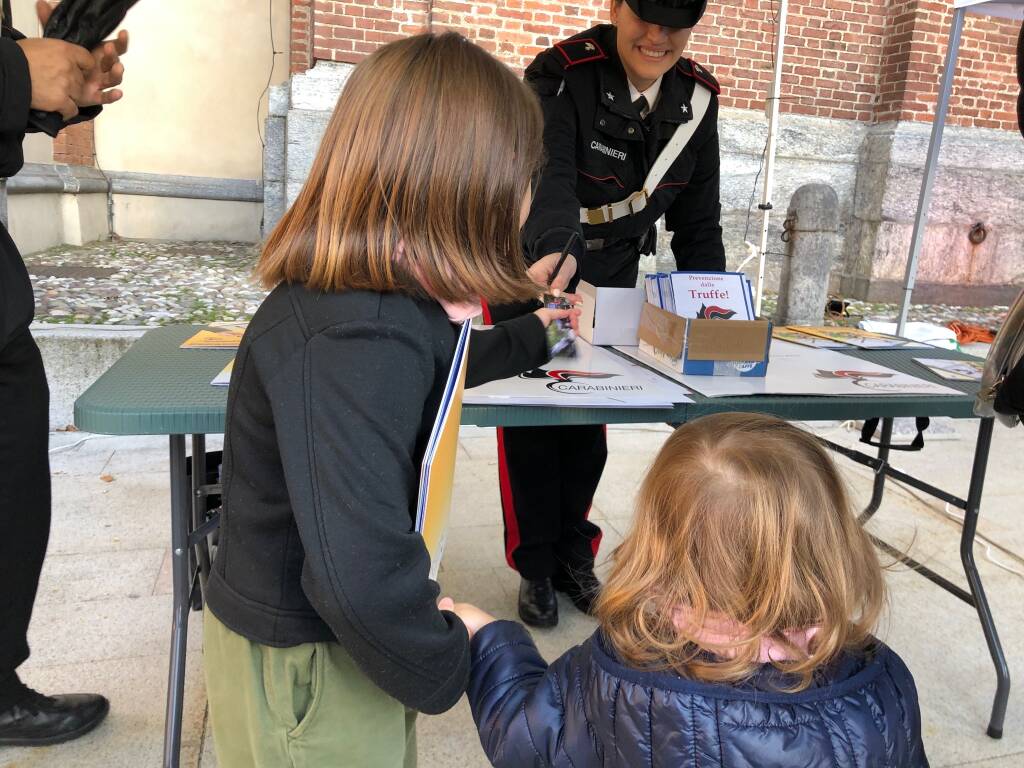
[754,0,788,317]
[897,7,966,334]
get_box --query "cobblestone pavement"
[757,294,1009,331]
[23,238,1013,329]
[26,239,264,326]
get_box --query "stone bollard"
[774,183,840,327]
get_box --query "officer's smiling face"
[610,0,692,91]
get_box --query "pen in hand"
[547,232,580,295]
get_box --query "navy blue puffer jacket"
[468,621,928,768]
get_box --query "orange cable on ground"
[947,321,996,345]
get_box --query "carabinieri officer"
[485,0,726,628]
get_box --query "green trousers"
[204,608,417,768]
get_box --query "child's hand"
[438,597,496,639]
[534,293,582,332]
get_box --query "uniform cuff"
[0,38,31,138]
[531,229,586,268]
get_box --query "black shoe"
[0,689,109,747]
[553,566,602,616]
[518,577,558,628]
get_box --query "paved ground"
[1,418,1022,768]
[24,241,263,326]
[22,239,1012,331]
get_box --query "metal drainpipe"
[91,148,116,239]
[105,172,114,237]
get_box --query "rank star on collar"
[606,91,615,101]
[680,103,689,114]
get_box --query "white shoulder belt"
[580,83,712,226]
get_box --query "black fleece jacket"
[206,282,548,714]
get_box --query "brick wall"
[53,122,95,167]
[876,0,1019,129]
[294,0,1023,132]
[292,0,314,72]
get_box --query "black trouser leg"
[554,424,606,573]
[0,330,50,708]
[496,424,604,579]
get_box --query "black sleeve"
[521,54,586,268]
[2,25,102,140]
[664,98,726,272]
[0,34,31,176]
[466,313,549,388]
[269,320,470,714]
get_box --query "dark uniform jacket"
[0,24,100,349]
[206,282,549,715]
[468,621,930,768]
[523,24,726,289]
[0,29,34,349]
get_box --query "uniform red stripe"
[495,427,521,570]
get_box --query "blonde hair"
[595,413,885,691]
[257,32,542,305]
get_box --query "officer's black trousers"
[487,247,640,579]
[495,424,606,578]
[0,330,50,708]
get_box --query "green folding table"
[74,324,1003,768]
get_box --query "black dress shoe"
[518,577,558,628]
[0,689,109,746]
[553,566,602,616]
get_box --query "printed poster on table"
[415,320,472,580]
[463,337,693,408]
[615,340,963,398]
[210,358,234,386]
[669,271,753,320]
[914,357,984,381]
[773,327,853,349]
[181,325,247,349]
[786,325,921,350]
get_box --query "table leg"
[858,416,893,524]
[959,418,1009,738]
[163,435,191,768]
[191,434,212,608]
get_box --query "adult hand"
[81,30,128,107]
[438,597,496,639]
[528,252,578,293]
[15,37,93,120]
[35,0,129,108]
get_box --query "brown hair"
[257,33,542,304]
[595,413,885,691]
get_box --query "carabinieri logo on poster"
[520,368,643,395]
[813,369,916,392]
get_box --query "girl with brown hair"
[450,413,928,767]
[202,32,573,768]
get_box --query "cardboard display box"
[638,302,772,377]
[577,281,646,347]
